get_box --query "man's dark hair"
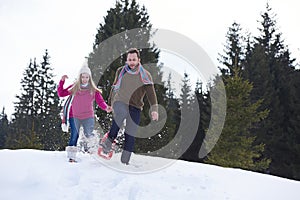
[127,48,140,59]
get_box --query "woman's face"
[81,73,90,84]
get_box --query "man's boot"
[121,150,132,165]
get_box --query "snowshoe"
[66,146,78,162]
[97,132,116,160]
[85,135,99,154]
[69,158,77,163]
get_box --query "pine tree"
[179,72,193,111]
[181,80,211,162]
[8,59,42,149]
[243,4,298,178]
[88,0,173,156]
[205,68,270,171]
[89,0,159,131]
[9,51,68,150]
[165,73,180,126]
[286,70,300,179]
[218,22,245,76]
[204,20,271,171]
[0,107,9,148]
[35,50,68,150]
[197,82,212,160]
[177,72,201,159]
[162,73,180,158]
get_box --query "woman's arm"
[57,75,72,97]
[95,91,110,111]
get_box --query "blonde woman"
[57,62,112,162]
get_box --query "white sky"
[1,0,299,119]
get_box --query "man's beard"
[129,64,137,68]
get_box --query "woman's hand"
[106,106,113,113]
[61,75,68,81]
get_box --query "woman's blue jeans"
[108,101,141,152]
[69,117,94,146]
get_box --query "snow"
[0,149,299,200]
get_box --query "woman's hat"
[79,60,91,76]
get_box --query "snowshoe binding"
[97,132,116,160]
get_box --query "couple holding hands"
[57,48,158,164]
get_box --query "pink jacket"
[57,80,107,119]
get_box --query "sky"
[0,0,299,119]
[1,149,300,199]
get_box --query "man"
[101,48,159,164]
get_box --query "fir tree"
[163,73,180,158]
[286,70,300,179]
[89,0,159,132]
[205,20,271,170]
[218,22,245,76]
[179,72,193,111]
[9,59,42,149]
[205,68,270,171]
[243,4,298,178]
[165,73,180,127]
[89,0,173,156]
[9,51,68,150]
[177,72,200,159]
[0,107,9,148]
[182,80,211,162]
[35,50,68,150]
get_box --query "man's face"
[127,53,140,69]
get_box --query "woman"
[57,62,112,162]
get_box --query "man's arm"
[144,71,159,121]
[145,85,159,121]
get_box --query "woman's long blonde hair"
[69,73,101,95]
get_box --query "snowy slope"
[0,149,299,200]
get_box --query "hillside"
[0,149,299,200]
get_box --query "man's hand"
[151,111,159,121]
